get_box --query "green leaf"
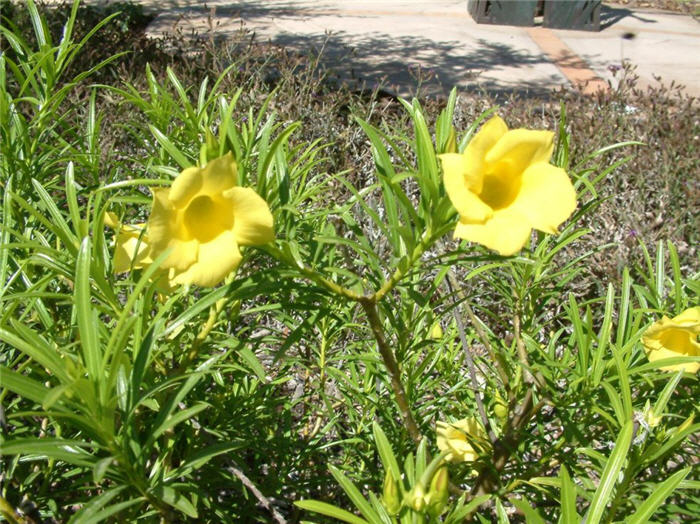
[164,442,244,482]
[447,494,491,521]
[295,500,369,524]
[75,237,102,384]
[149,125,191,169]
[152,486,198,518]
[509,498,545,524]
[644,420,699,465]
[558,465,579,524]
[72,498,145,524]
[0,366,49,405]
[32,178,79,250]
[0,438,95,466]
[653,370,683,417]
[329,465,383,524]
[68,486,132,524]
[626,468,690,524]
[592,283,615,386]
[586,420,633,524]
[161,286,228,338]
[144,402,209,449]
[0,325,71,384]
[92,456,113,483]
[237,346,267,381]
[372,422,402,482]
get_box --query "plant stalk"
[359,297,422,445]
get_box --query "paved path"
[93,1,700,97]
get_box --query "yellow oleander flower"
[113,223,153,273]
[641,306,700,373]
[436,417,487,463]
[438,116,576,255]
[147,153,274,287]
[104,212,153,273]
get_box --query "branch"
[445,272,497,444]
[229,465,288,524]
[359,297,423,445]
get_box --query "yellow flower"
[641,306,700,373]
[436,417,487,463]
[438,116,576,255]
[147,153,274,287]
[104,212,153,273]
[113,222,153,274]
[105,213,176,293]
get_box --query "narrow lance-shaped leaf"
[75,237,102,385]
[585,420,634,524]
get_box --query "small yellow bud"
[642,401,662,428]
[404,484,428,512]
[493,392,508,421]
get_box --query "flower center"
[659,328,696,356]
[478,165,521,211]
[184,195,233,243]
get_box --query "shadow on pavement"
[152,2,572,98]
[268,31,563,98]
[600,5,659,30]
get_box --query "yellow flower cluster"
[110,116,578,288]
[111,153,274,288]
[439,116,577,255]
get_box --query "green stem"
[373,227,432,302]
[263,245,362,301]
[468,391,543,503]
[359,297,422,445]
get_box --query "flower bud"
[426,467,449,517]
[382,470,401,515]
[493,391,508,422]
[642,400,662,428]
[404,483,428,512]
[430,323,443,340]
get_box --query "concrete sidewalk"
[97,1,700,97]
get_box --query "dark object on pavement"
[543,0,601,31]
[468,0,538,27]
[468,0,602,31]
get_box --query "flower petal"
[104,211,119,229]
[454,208,531,256]
[170,230,242,287]
[147,188,198,270]
[200,152,238,196]
[645,345,700,373]
[469,116,509,160]
[170,167,203,208]
[485,129,554,171]
[113,224,152,273]
[440,153,493,222]
[671,306,700,328]
[462,116,509,193]
[512,162,577,234]
[226,186,275,246]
